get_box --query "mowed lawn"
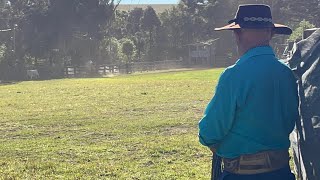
[0,69,224,179]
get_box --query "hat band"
[243,17,272,23]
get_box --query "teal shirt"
[199,46,299,158]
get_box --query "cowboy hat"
[214,4,292,35]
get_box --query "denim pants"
[218,166,296,180]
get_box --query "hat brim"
[214,22,292,35]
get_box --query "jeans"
[218,166,296,180]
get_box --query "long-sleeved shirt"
[199,46,299,158]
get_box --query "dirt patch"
[160,125,194,136]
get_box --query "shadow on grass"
[0,81,21,86]
[0,68,215,83]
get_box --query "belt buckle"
[224,158,240,172]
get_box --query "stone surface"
[288,29,320,180]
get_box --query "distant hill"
[117,4,176,13]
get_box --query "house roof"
[185,38,220,46]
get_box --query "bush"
[120,38,136,63]
[289,20,315,42]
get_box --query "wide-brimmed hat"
[214,4,292,35]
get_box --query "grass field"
[0,69,224,179]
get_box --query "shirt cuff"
[199,134,219,148]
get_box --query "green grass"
[0,69,223,179]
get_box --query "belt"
[222,150,290,175]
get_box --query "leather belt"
[223,150,290,175]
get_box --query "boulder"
[288,29,320,180]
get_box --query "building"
[187,38,220,67]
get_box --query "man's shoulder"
[218,65,239,83]
[274,58,296,75]
[221,65,237,76]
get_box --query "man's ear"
[233,29,241,43]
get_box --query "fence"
[132,59,184,72]
[98,65,120,74]
[64,59,184,77]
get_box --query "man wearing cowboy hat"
[199,4,299,180]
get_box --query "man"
[198,4,299,180]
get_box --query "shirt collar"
[236,46,275,65]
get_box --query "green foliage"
[133,32,146,61]
[279,0,320,26]
[141,6,161,31]
[0,0,120,80]
[159,7,185,47]
[100,37,122,64]
[110,10,129,39]
[158,0,233,59]
[1,0,320,80]
[142,6,161,50]
[127,8,144,35]
[289,20,315,42]
[120,38,136,62]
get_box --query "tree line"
[0,0,319,80]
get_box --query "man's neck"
[238,41,270,57]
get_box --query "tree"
[141,6,161,49]
[158,0,234,60]
[133,32,145,61]
[121,38,135,63]
[46,0,120,66]
[278,0,320,27]
[236,0,320,27]
[0,0,122,80]
[120,38,135,74]
[159,7,186,59]
[289,20,315,42]
[110,10,129,39]
[100,37,122,64]
[127,8,144,35]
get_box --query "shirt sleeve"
[198,68,237,147]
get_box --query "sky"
[120,0,178,4]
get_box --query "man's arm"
[198,69,237,149]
